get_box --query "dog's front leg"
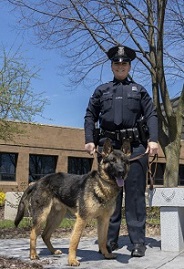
[97,216,117,259]
[68,214,87,266]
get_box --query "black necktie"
[114,84,123,126]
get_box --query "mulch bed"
[0,256,44,269]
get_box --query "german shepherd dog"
[14,138,130,266]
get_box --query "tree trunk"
[163,137,181,187]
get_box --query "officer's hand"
[145,141,159,156]
[85,143,96,156]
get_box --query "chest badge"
[132,86,138,92]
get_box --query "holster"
[137,117,149,143]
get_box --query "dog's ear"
[102,138,113,156]
[121,140,131,157]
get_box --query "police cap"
[106,45,136,62]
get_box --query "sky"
[0,3,98,129]
[0,3,182,129]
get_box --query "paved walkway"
[0,235,184,269]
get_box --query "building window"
[150,163,184,186]
[179,164,184,186]
[0,153,17,181]
[68,157,93,175]
[29,154,57,182]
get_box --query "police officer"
[84,45,158,257]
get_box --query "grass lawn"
[0,207,160,229]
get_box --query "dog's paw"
[30,254,39,260]
[68,257,80,266]
[54,249,62,255]
[104,252,117,259]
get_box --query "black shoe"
[107,242,119,253]
[131,243,146,257]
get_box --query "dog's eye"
[121,157,129,163]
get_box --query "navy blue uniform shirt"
[84,78,158,144]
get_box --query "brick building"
[0,121,184,192]
[0,122,94,192]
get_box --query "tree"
[0,47,47,139]
[4,0,184,186]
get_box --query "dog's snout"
[117,167,125,177]
[116,161,129,179]
[118,170,125,178]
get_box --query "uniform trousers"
[100,140,148,245]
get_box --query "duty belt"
[100,128,140,142]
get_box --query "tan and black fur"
[14,139,130,266]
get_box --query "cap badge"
[117,46,125,56]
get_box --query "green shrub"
[0,192,5,206]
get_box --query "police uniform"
[84,45,158,257]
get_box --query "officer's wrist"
[85,138,94,144]
[148,139,158,143]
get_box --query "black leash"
[130,152,158,190]
[129,152,148,162]
[95,149,148,161]
[148,154,158,190]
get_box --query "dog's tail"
[14,184,35,227]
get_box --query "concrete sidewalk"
[0,235,184,269]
